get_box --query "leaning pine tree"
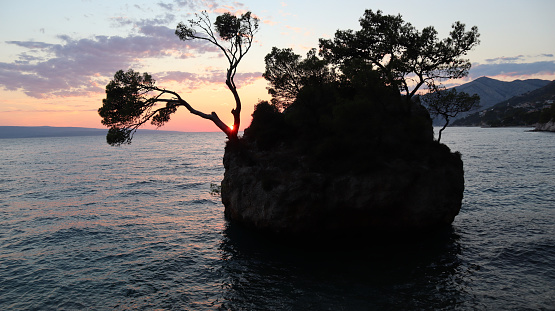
[98,11,259,145]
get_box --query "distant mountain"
[453,80,555,127]
[454,77,550,110]
[0,126,180,139]
[429,77,551,125]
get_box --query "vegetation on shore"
[98,9,480,146]
[249,9,480,149]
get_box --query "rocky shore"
[220,98,465,237]
[534,120,555,132]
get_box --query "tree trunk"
[438,118,449,143]
[226,79,241,141]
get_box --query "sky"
[1,0,554,132]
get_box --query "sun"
[230,125,234,130]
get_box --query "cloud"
[158,70,262,89]
[137,14,176,27]
[485,55,525,63]
[168,0,207,11]
[156,0,245,13]
[469,61,555,79]
[213,6,249,16]
[233,72,264,86]
[7,41,53,49]
[0,4,255,99]
[138,24,178,40]
[157,2,174,11]
[0,24,221,98]
[484,54,554,64]
[111,13,176,28]
[262,19,278,26]
[285,25,302,33]
[110,16,134,27]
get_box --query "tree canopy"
[264,10,479,107]
[319,9,480,101]
[263,48,332,110]
[99,11,259,145]
[261,9,480,141]
[423,88,480,142]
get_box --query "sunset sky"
[1,0,554,132]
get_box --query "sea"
[0,128,553,310]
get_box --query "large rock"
[534,120,555,132]
[221,140,464,237]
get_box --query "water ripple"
[0,130,553,310]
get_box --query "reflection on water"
[217,223,472,310]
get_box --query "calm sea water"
[0,128,553,310]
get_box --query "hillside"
[453,81,555,127]
[430,77,550,125]
[454,77,550,110]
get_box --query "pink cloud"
[263,19,278,26]
[233,72,264,87]
[0,3,256,99]
[285,25,302,33]
[158,70,262,89]
[0,25,220,98]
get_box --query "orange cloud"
[263,19,278,26]
[285,25,302,33]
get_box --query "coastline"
[533,120,555,132]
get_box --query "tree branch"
[149,89,234,137]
